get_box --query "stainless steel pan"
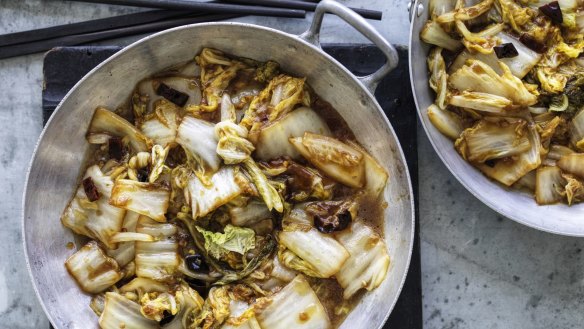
[23,1,415,328]
[409,0,584,236]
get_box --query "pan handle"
[299,0,398,93]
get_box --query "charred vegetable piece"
[83,177,101,201]
[156,82,189,107]
[539,1,563,24]
[494,43,519,58]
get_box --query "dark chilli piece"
[82,177,101,201]
[137,168,149,182]
[539,1,563,24]
[185,254,209,272]
[493,43,519,59]
[519,34,546,54]
[108,137,124,161]
[159,311,175,326]
[156,82,189,107]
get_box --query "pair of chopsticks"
[0,0,383,60]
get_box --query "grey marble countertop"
[1,1,583,328]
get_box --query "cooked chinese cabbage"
[135,216,179,282]
[187,166,243,219]
[61,165,125,249]
[256,275,331,329]
[428,48,449,110]
[557,153,584,178]
[134,76,202,118]
[222,300,262,329]
[228,200,272,227]
[196,224,256,260]
[139,100,180,147]
[455,119,531,163]
[535,166,565,204]
[427,104,465,140]
[99,292,158,329]
[87,107,151,152]
[279,224,349,278]
[475,122,542,186]
[65,241,122,294]
[449,32,542,78]
[290,132,365,188]
[449,91,514,114]
[255,107,332,161]
[110,179,170,222]
[177,115,222,178]
[335,220,390,299]
[420,20,463,52]
[449,60,538,106]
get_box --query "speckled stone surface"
[2,0,583,328]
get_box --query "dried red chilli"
[82,177,100,201]
[108,137,124,161]
[539,1,563,24]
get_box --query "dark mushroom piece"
[306,199,357,234]
[184,254,209,272]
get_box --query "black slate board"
[43,45,421,329]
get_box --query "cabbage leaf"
[110,179,170,222]
[99,292,158,329]
[65,241,122,294]
[335,221,390,299]
[256,275,331,329]
[196,224,256,260]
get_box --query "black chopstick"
[0,10,186,47]
[220,0,382,20]
[0,13,239,60]
[67,0,306,18]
